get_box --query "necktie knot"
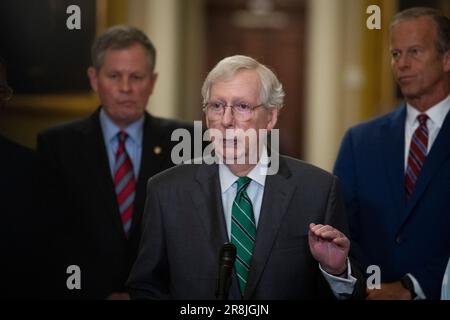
[417,114,428,127]
[118,131,128,142]
[236,176,251,192]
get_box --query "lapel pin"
[153,146,162,155]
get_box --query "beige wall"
[305,0,396,171]
[127,0,205,121]
[128,0,182,119]
[304,0,346,171]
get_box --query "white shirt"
[218,147,356,299]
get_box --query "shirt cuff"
[406,273,426,300]
[319,259,356,300]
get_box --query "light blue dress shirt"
[218,147,356,298]
[99,108,144,178]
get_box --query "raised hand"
[308,223,349,276]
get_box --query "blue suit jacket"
[334,105,450,299]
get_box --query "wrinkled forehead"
[390,16,437,39]
[210,70,261,100]
[389,18,440,52]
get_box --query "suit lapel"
[244,158,295,299]
[191,164,229,250]
[79,109,125,237]
[404,109,450,218]
[381,106,408,227]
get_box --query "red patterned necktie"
[114,131,136,237]
[405,114,429,200]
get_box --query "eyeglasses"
[203,101,265,121]
[0,85,13,101]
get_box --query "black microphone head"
[217,243,236,300]
[220,243,236,264]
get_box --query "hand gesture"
[308,223,349,276]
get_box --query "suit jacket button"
[396,235,402,244]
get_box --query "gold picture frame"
[6,0,127,117]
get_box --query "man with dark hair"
[37,25,194,299]
[334,7,450,299]
[0,57,36,298]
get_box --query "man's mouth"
[223,138,238,147]
[398,75,416,83]
[118,100,135,106]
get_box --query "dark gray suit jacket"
[127,155,365,299]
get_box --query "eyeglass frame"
[0,84,13,101]
[202,101,266,121]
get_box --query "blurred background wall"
[1,0,449,171]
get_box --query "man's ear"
[87,67,99,92]
[147,72,158,96]
[443,50,450,73]
[266,107,279,131]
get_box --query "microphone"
[216,242,236,300]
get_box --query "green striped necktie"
[231,176,256,295]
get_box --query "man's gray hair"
[91,25,156,71]
[201,55,285,109]
[390,7,450,55]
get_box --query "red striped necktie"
[405,114,429,200]
[114,131,136,237]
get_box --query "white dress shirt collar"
[406,94,450,129]
[219,146,269,193]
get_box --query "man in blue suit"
[334,7,450,300]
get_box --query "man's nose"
[396,54,411,71]
[221,106,235,127]
[119,77,132,92]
